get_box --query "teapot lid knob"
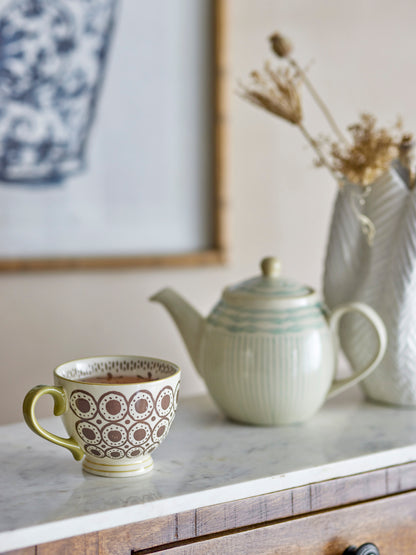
[261,257,281,278]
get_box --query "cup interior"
[55,356,180,384]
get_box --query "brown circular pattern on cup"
[128,422,151,446]
[76,421,101,445]
[152,417,170,443]
[102,423,127,447]
[98,391,128,421]
[128,390,154,421]
[70,390,97,419]
[72,374,180,463]
[106,447,125,459]
[156,386,173,417]
[126,445,145,458]
[85,445,105,458]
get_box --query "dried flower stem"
[398,134,416,189]
[288,57,347,145]
[297,122,340,181]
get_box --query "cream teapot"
[150,257,387,425]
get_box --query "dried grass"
[328,114,400,186]
[239,64,302,125]
[240,32,411,190]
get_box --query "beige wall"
[3,0,416,424]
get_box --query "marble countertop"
[2,390,416,552]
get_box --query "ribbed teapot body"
[200,301,334,425]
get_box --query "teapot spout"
[150,288,205,374]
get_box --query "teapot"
[150,257,387,425]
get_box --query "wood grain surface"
[5,461,415,555]
[4,549,36,555]
[135,490,416,554]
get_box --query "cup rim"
[53,355,181,385]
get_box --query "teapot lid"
[222,257,318,309]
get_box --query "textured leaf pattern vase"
[323,167,416,406]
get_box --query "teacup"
[23,356,181,477]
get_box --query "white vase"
[323,166,416,406]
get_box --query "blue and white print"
[0,0,117,184]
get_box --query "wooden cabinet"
[159,491,416,554]
[6,461,416,555]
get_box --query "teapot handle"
[326,302,387,399]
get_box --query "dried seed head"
[399,133,415,168]
[239,64,302,125]
[329,114,400,186]
[269,32,293,58]
[399,133,415,154]
[398,134,416,189]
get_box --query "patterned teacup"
[23,356,181,477]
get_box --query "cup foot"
[82,455,153,477]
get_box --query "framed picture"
[0,0,227,270]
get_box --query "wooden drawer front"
[140,490,416,554]
[4,549,35,555]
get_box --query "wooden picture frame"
[0,0,227,271]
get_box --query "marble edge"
[2,444,416,552]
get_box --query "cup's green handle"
[23,385,84,461]
[327,302,387,399]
